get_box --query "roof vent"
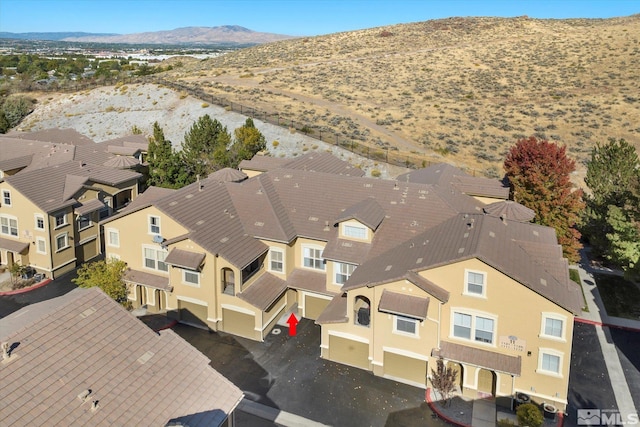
[385,265,393,271]
[467,219,475,229]
[1,342,11,361]
[91,400,100,411]
[393,182,399,190]
[77,389,92,402]
[324,221,330,231]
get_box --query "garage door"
[383,352,427,387]
[304,295,331,320]
[178,300,208,329]
[78,240,98,263]
[222,308,255,338]
[329,335,369,370]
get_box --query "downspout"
[511,375,516,410]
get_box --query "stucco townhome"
[102,153,581,411]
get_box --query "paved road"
[0,270,78,318]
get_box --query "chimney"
[467,218,475,229]
[77,389,92,402]
[500,214,507,224]
[91,400,100,411]
[323,221,330,232]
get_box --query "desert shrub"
[1,95,36,129]
[105,106,115,112]
[272,140,279,148]
[371,169,381,177]
[201,103,209,108]
[516,403,543,427]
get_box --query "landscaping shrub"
[516,403,543,427]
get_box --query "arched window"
[222,268,235,295]
[354,295,370,327]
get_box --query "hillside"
[166,15,640,179]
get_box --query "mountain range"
[0,26,295,46]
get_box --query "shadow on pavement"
[609,328,640,409]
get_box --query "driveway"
[173,319,449,427]
[0,270,78,318]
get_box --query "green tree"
[73,259,131,309]
[226,117,267,167]
[147,122,184,189]
[516,403,543,427]
[1,95,35,128]
[583,138,640,277]
[0,110,10,134]
[504,136,585,262]
[181,114,231,182]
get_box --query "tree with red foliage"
[504,137,585,262]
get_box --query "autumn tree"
[73,259,131,308]
[430,357,458,407]
[147,122,184,189]
[504,137,585,262]
[181,114,231,182]
[225,118,267,168]
[584,138,640,278]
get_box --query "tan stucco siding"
[303,293,332,320]
[472,195,507,205]
[383,351,428,388]
[338,219,374,243]
[329,334,370,370]
[421,258,573,407]
[222,306,256,339]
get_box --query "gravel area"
[18,83,408,179]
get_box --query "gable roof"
[0,136,76,173]
[5,161,141,213]
[344,213,582,314]
[334,198,385,231]
[0,287,242,427]
[240,152,365,177]
[6,128,95,146]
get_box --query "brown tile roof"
[315,293,348,324]
[75,198,106,216]
[0,136,76,172]
[237,272,287,311]
[102,155,140,169]
[483,200,535,222]
[322,238,372,265]
[0,154,33,172]
[208,168,248,183]
[0,287,243,427]
[286,268,335,296]
[344,213,582,314]
[6,128,95,146]
[239,155,289,172]
[164,248,206,270]
[0,236,29,254]
[378,289,429,320]
[397,163,509,200]
[107,145,140,156]
[104,186,176,221]
[240,152,365,177]
[123,268,171,291]
[404,271,450,303]
[334,198,385,231]
[432,341,522,376]
[5,161,141,213]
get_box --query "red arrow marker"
[286,313,299,336]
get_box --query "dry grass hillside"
[166,15,640,179]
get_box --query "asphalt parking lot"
[173,319,449,427]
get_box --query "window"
[143,247,168,272]
[35,214,45,230]
[538,349,563,376]
[394,316,418,336]
[183,270,200,286]
[465,270,486,297]
[55,212,67,228]
[77,215,91,230]
[541,314,565,340]
[36,237,46,254]
[55,233,69,251]
[269,248,284,273]
[334,262,356,284]
[99,206,110,220]
[453,312,472,339]
[2,190,11,206]
[149,216,161,234]
[452,311,496,345]
[303,246,324,270]
[0,216,18,237]
[107,229,120,247]
[343,224,367,239]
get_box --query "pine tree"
[504,136,585,262]
[147,122,183,188]
[584,138,640,277]
[181,114,231,182]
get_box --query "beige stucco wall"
[421,258,573,408]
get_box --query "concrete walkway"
[471,399,495,427]
[574,251,640,422]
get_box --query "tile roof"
[107,145,140,156]
[240,152,365,177]
[0,287,243,427]
[0,154,33,172]
[334,198,385,231]
[378,289,429,320]
[6,128,95,146]
[123,268,171,291]
[239,155,289,172]
[102,155,140,169]
[315,293,348,324]
[432,341,522,376]
[0,136,76,172]
[344,213,582,314]
[164,248,206,271]
[322,238,372,265]
[483,200,535,222]
[75,198,106,216]
[397,163,509,199]
[5,161,141,213]
[286,268,336,296]
[208,168,248,183]
[237,272,287,311]
[0,236,29,254]
[104,186,176,221]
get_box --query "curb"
[575,317,640,333]
[425,388,471,427]
[154,319,178,331]
[0,279,52,296]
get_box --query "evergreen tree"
[584,138,640,278]
[147,122,183,189]
[504,136,585,262]
[227,117,267,168]
[181,115,231,182]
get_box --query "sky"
[0,0,638,36]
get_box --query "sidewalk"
[573,249,639,423]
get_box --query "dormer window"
[342,223,367,240]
